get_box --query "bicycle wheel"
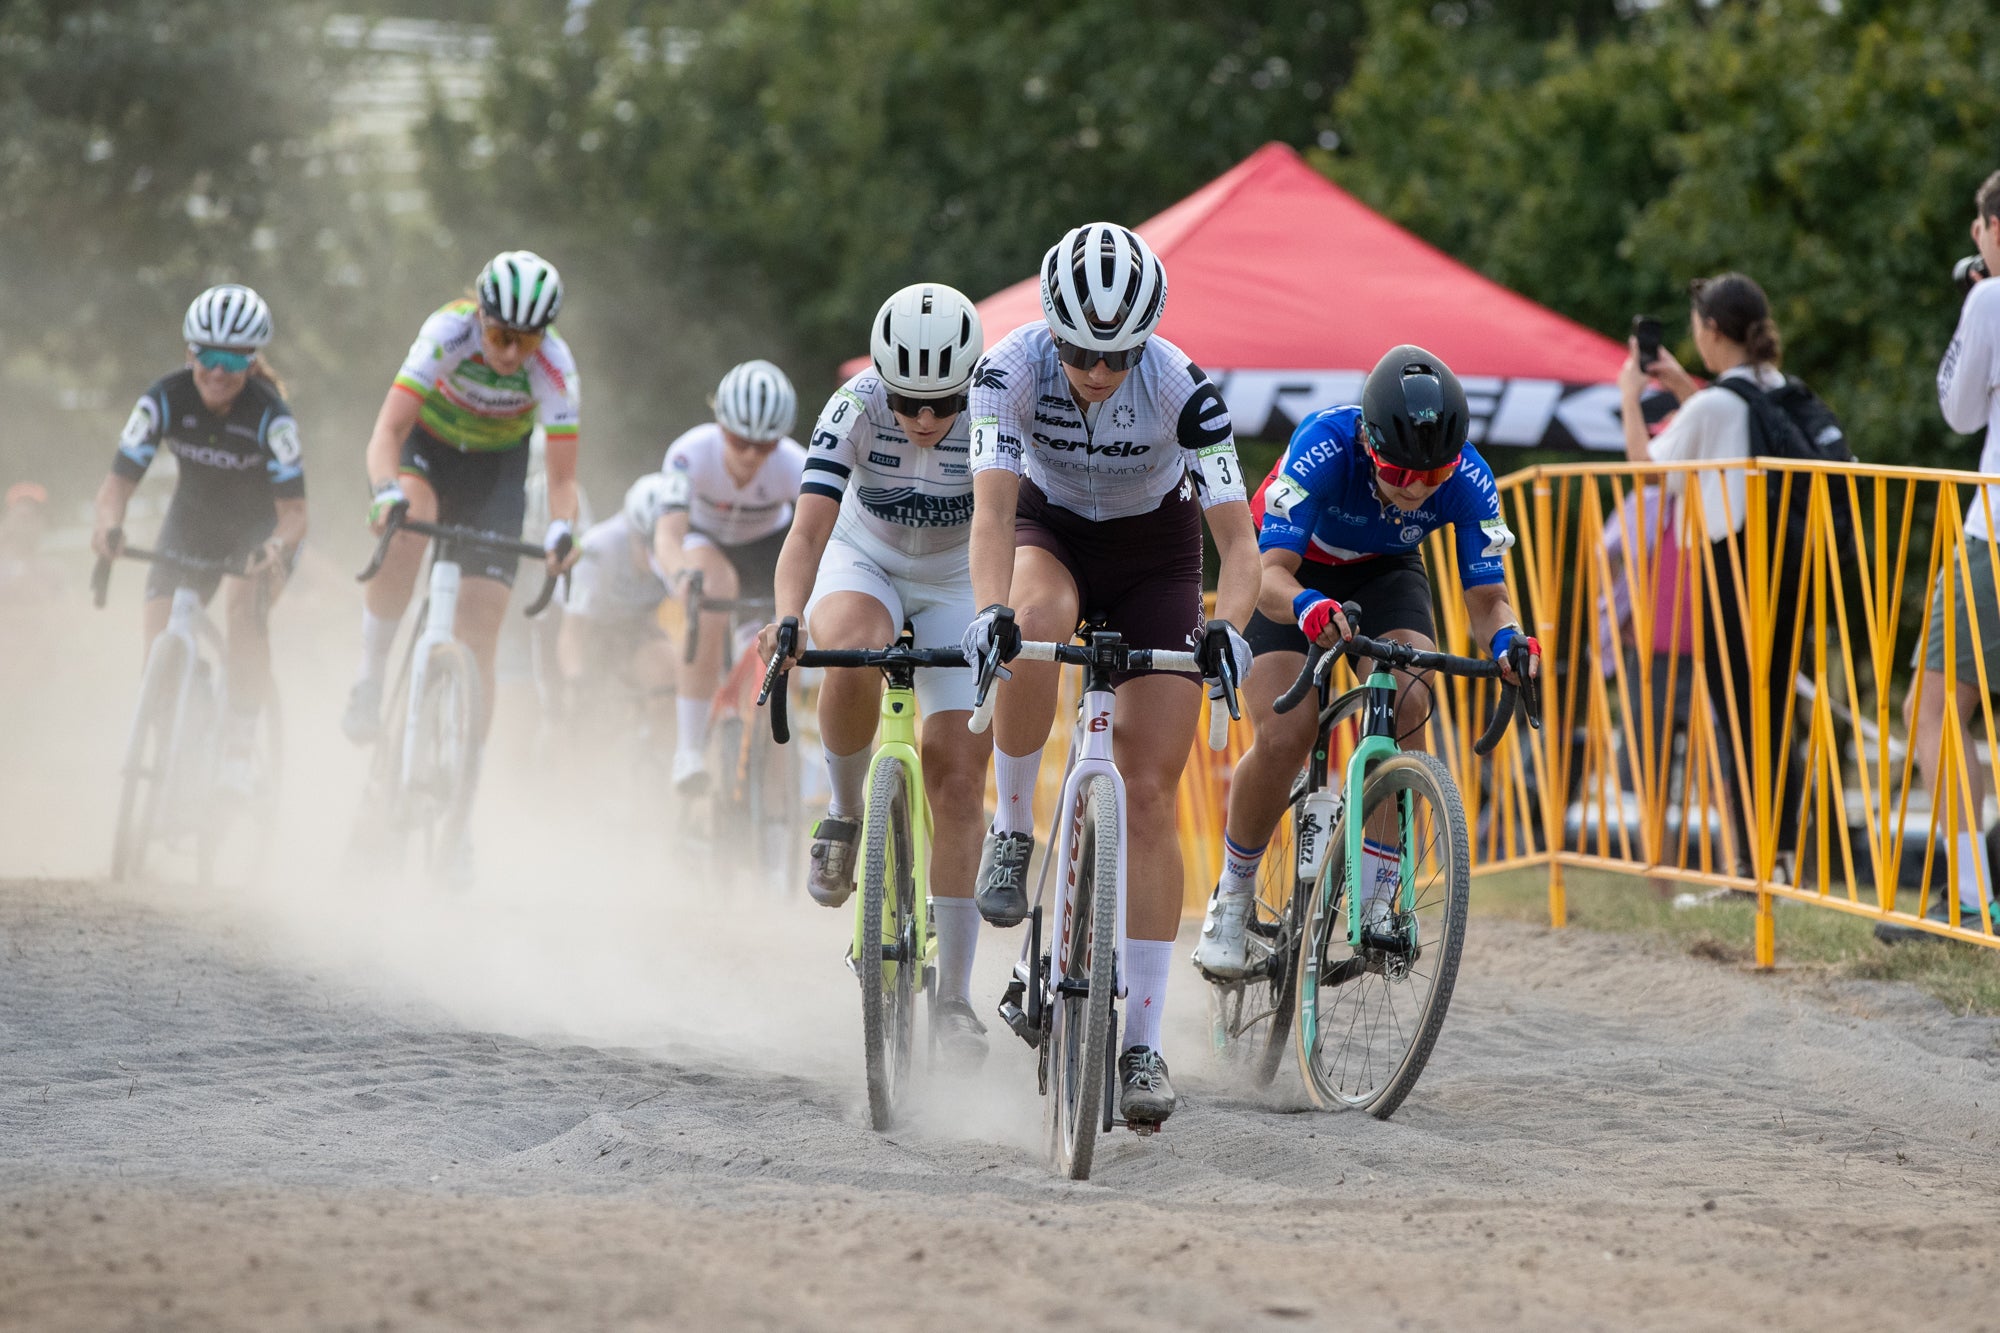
[858,756,918,1130]
[1205,774,1306,1087]
[112,633,189,882]
[408,642,482,877]
[1294,751,1469,1118]
[1049,773,1119,1181]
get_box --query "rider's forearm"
[968,472,1020,609]
[365,387,421,488]
[542,435,580,527]
[655,513,691,573]
[1206,500,1260,627]
[774,497,838,622]
[1465,583,1520,652]
[272,497,309,554]
[93,472,136,535]
[1255,550,1308,624]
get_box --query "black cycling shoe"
[974,830,1034,927]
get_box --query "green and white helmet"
[477,250,564,332]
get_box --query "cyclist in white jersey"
[757,283,992,1064]
[960,223,1262,1127]
[558,474,677,737]
[656,360,807,791]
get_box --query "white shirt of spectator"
[1938,276,2000,541]
[1646,363,1784,541]
[660,421,807,548]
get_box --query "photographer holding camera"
[1896,169,2000,932]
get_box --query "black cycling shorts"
[1243,550,1436,659]
[145,491,276,603]
[695,526,788,602]
[1015,478,1204,684]
[398,426,532,585]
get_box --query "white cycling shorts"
[805,537,977,718]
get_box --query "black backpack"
[1713,374,1857,548]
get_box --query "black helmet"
[1361,345,1468,471]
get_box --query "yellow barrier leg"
[1548,859,1567,929]
[1755,891,1775,968]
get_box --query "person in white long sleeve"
[1902,169,2000,929]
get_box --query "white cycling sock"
[358,608,399,683]
[992,747,1044,836]
[824,747,871,821]
[1217,832,1266,899]
[1955,831,1991,909]
[931,896,981,1004]
[1121,938,1174,1053]
[676,696,711,757]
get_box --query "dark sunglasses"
[1051,337,1146,372]
[190,344,256,373]
[885,389,968,419]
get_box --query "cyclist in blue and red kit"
[1191,345,1542,979]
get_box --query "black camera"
[1956,254,1989,294]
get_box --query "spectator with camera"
[1891,169,2000,934]
[1618,273,1814,881]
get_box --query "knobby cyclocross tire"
[112,633,189,882]
[1255,797,1306,1087]
[1294,751,1469,1119]
[859,757,918,1130]
[1050,774,1120,1181]
[410,641,481,877]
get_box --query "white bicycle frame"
[979,641,1219,1026]
[399,556,463,794]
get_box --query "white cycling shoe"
[1192,888,1255,980]
[670,749,708,794]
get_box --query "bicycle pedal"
[1117,1118,1163,1137]
[997,978,1041,1048]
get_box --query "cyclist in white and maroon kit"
[756,283,994,1064]
[961,223,1262,1126]
[656,360,806,791]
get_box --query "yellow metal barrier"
[1171,456,2000,957]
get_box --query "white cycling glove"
[544,518,574,556]
[960,603,1019,673]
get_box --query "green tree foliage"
[431,0,1362,383]
[1331,0,2000,468]
[0,1,449,489]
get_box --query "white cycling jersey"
[660,422,806,547]
[967,323,1247,522]
[801,371,973,581]
[565,512,667,622]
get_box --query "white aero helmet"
[477,249,564,332]
[1038,222,1166,353]
[870,283,983,397]
[183,283,273,348]
[622,472,675,538]
[714,359,797,442]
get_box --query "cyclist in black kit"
[90,284,307,792]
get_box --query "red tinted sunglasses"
[1367,445,1458,489]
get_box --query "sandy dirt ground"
[4,558,2000,1332]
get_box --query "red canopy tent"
[846,142,1629,449]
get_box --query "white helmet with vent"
[713,360,797,442]
[1038,222,1166,353]
[183,284,273,348]
[622,472,674,539]
[477,250,564,332]
[870,283,983,395]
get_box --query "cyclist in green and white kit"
[342,251,582,746]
